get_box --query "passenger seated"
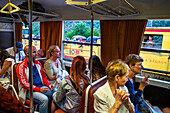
[16,45,55,113]
[125,54,149,113]
[44,45,68,88]
[0,87,29,113]
[6,42,25,62]
[93,60,135,113]
[51,56,90,113]
[0,49,12,69]
[0,57,14,89]
[88,55,106,82]
[36,49,45,58]
[0,50,15,89]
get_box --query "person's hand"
[139,76,150,91]
[40,87,49,93]
[115,89,128,104]
[49,84,54,90]
[121,89,130,101]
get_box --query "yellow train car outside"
[140,27,170,76]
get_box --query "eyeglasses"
[135,63,143,68]
[53,51,61,53]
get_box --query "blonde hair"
[46,45,59,59]
[106,60,129,82]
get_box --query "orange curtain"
[40,21,62,55]
[100,20,147,67]
[15,23,23,42]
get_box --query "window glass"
[141,35,163,49]
[63,20,101,61]
[22,22,40,50]
[140,20,170,81]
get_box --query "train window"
[62,20,101,62]
[22,22,40,50]
[141,34,163,49]
[140,20,170,81]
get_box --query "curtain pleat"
[15,23,23,42]
[40,21,62,55]
[100,20,147,67]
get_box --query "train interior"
[0,0,170,113]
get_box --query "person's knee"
[41,96,49,105]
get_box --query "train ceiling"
[0,0,170,22]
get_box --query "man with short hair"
[16,45,54,113]
[125,54,149,113]
[6,42,25,62]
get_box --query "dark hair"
[106,60,129,82]
[70,56,89,93]
[0,49,14,66]
[125,54,143,66]
[88,55,105,82]
[0,87,29,113]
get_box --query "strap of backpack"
[67,76,83,96]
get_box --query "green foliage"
[153,36,163,43]
[64,21,100,39]
[146,20,170,27]
[32,22,40,36]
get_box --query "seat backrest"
[11,63,38,107]
[36,57,46,67]
[11,63,19,94]
[79,76,107,113]
[79,88,86,113]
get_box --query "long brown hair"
[70,56,89,93]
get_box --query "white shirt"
[6,47,25,62]
[93,81,132,113]
[0,58,15,89]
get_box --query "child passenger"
[51,56,90,113]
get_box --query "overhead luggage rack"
[18,9,62,19]
[72,0,140,17]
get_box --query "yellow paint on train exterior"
[64,43,101,61]
[139,28,170,73]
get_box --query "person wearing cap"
[6,42,25,62]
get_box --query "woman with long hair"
[51,56,90,113]
[88,55,106,82]
[44,45,67,88]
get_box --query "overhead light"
[65,0,106,5]
[0,0,20,14]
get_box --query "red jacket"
[16,57,51,92]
